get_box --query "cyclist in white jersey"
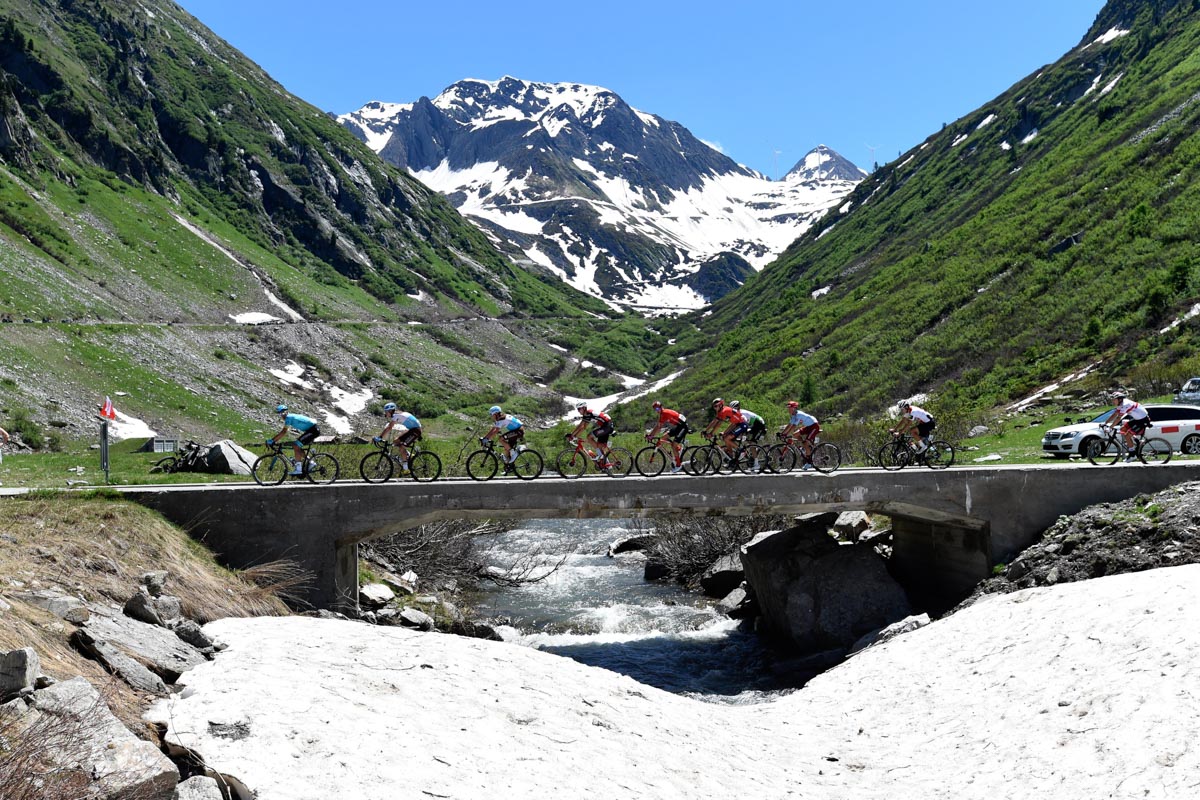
[375,402,422,472]
[483,405,525,464]
[893,401,935,452]
[1101,390,1150,459]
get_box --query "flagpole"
[98,395,116,485]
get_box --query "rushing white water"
[473,518,806,702]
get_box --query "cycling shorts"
[747,420,767,442]
[592,421,615,444]
[798,423,820,441]
[916,420,935,438]
[668,421,689,443]
[728,422,749,438]
[395,428,422,446]
[501,428,524,444]
[297,426,320,446]
[1123,416,1150,434]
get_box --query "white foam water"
[472,518,806,702]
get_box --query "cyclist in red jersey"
[702,397,745,458]
[647,400,689,472]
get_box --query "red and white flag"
[100,396,117,420]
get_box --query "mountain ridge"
[340,77,864,312]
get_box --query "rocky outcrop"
[740,513,911,651]
[3,673,180,799]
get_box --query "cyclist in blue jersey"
[484,405,525,464]
[780,400,820,464]
[268,404,321,475]
[375,402,422,472]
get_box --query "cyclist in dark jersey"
[569,402,614,463]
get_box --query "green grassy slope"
[656,0,1200,424]
[0,0,655,443]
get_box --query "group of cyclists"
[263,395,940,479]
[263,387,1167,480]
[255,379,1179,481]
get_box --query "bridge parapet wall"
[120,464,1200,610]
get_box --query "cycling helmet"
[1110,390,1127,401]
[786,400,799,409]
[383,402,397,413]
[275,404,288,414]
[712,397,724,408]
[897,400,910,410]
[488,405,502,415]
[652,400,663,410]
[730,400,741,410]
[576,401,588,411]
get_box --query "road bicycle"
[465,436,543,481]
[149,439,206,474]
[634,430,698,477]
[555,435,633,478]
[359,438,442,483]
[690,432,768,476]
[1085,424,1171,466]
[877,432,955,471]
[765,433,842,474]
[252,439,340,486]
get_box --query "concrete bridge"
[121,463,1200,611]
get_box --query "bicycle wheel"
[877,441,909,471]
[1138,437,1172,465]
[680,446,705,475]
[466,450,499,481]
[304,453,339,484]
[690,445,719,475]
[252,453,289,486]
[409,451,442,481]
[1087,436,1123,466]
[923,441,954,470]
[635,446,668,477]
[149,456,178,475]
[602,447,633,478]
[766,444,796,473]
[510,449,543,480]
[359,451,393,483]
[555,448,588,479]
[810,442,842,473]
[737,443,768,475]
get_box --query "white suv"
[1041,404,1200,458]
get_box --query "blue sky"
[176,0,1107,178]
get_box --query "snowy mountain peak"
[340,79,863,314]
[784,144,868,183]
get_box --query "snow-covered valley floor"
[149,565,1200,799]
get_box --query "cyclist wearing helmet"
[1102,390,1150,460]
[647,400,689,472]
[483,405,525,464]
[702,397,745,457]
[892,400,935,452]
[569,401,615,462]
[375,402,422,472]
[267,404,321,474]
[780,401,820,462]
[730,401,767,443]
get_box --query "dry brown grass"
[0,491,298,730]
